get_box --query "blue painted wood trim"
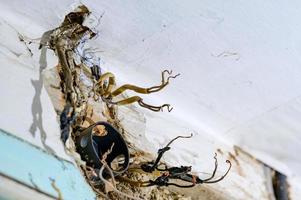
[0,129,96,200]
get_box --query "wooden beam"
[0,129,96,200]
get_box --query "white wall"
[0,0,300,198]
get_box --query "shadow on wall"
[29,30,55,154]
